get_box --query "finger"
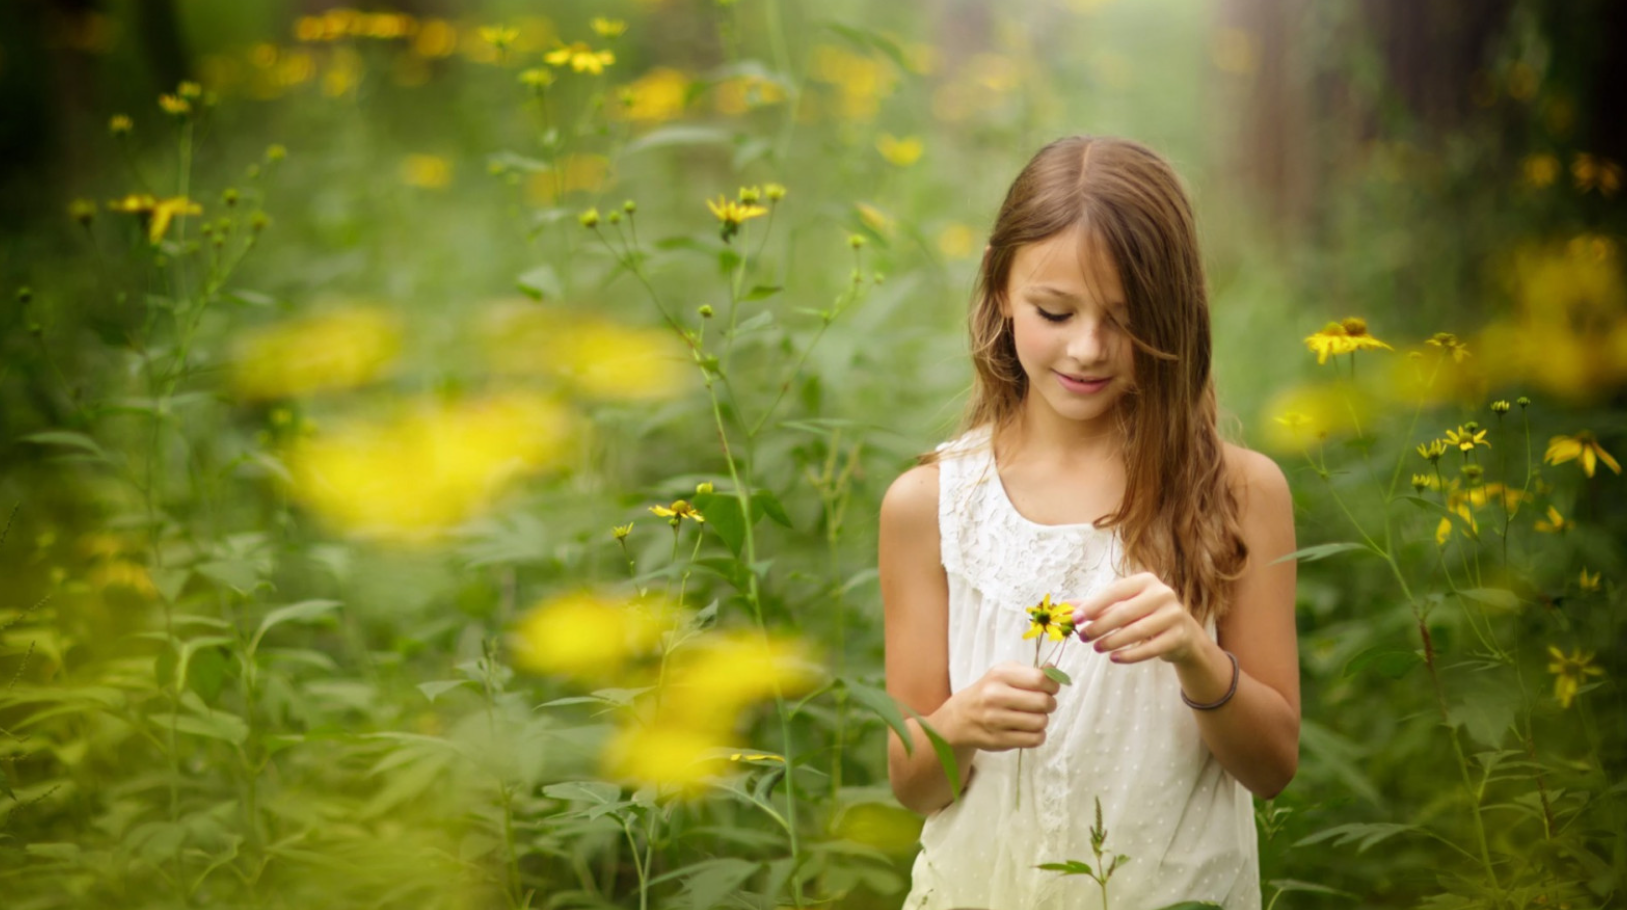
[1092,605,1178,653]
[993,709,1048,732]
[1106,627,1176,664]
[1072,575,1144,623]
[1006,666,1060,694]
[995,686,1057,714]
[1079,588,1161,642]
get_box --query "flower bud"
[696,482,714,495]
[579,208,600,229]
[698,304,714,318]
[623,199,637,214]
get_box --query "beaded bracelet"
[1181,650,1240,710]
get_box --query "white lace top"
[903,427,1260,910]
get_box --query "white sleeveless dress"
[903,427,1261,910]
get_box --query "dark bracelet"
[1181,650,1240,710]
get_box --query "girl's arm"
[880,463,1059,815]
[1073,446,1301,799]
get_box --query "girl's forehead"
[1008,226,1125,300]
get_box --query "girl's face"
[999,225,1134,432]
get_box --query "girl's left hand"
[1071,572,1206,667]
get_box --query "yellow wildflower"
[1416,439,1449,462]
[1572,153,1622,196]
[650,500,705,523]
[1023,593,1074,642]
[478,25,518,49]
[109,114,133,135]
[1546,645,1604,709]
[158,94,190,116]
[1435,482,1479,545]
[764,183,787,202]
[545,41,615,74]
[615,67,687,121]
[600,722,723,794]
[401,154,452,189]
[1544,431,1620,478]
[1444,425,1489,453]
[707,195,767,243]
[590,18,627,38]
[1521,153,1558,188]
[876,134,924,167]
[230,305,401,400]
[177,81,203,99]
[1426,332,1471,363]
[520,67,555,90]
[148,197,201,244]
[1411,473,1439,492]
[1534,505,1569,534]
[510,590,665,678]
[1303,317,1392,364]
[1578,567,1600,593]
[612,523,633,541]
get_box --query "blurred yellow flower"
[590,18,627,38]
[713,74,785,115]
[479,25,518,49]
[937,222,975,260]
[1572,153,1622,196]
[855,202,894,237]
[1303,318,1392,364]
[109,114,133,135]
[600,723,724,793]
[1521,153,1559,188]
[1579,567,1600,592]
[650,500,705,523]
[520,67,555,90]
[1544,431,1620,478]
[616,68,687,122]
[1444,426,1489,452]
[1534,505,1569,534]
[231,306,401,400]
[523,154,611,204]
[545,42,615,74]
[402,154,452,189]
[668,632,819,716]
[158,93,190,116]
[876,134,923,167]
[1416,439,1449,463]
[286,390,574,541]
[89,559,157,597]
[833,802,925,853]
[509,591,665,678]
[1435,482,1479,544]
[1426,332,1471,363]
[1546,645,1604,709]
[478,303,693,401]
[1258,384,1370,452]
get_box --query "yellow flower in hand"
[1024,593,1074,642]
[1544,431,1620,478]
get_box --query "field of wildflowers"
[1,2,1622,908]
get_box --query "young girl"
[880,136,1300,910]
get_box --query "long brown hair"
[942,135,1247,625]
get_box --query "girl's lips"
[1054,371,1111,394]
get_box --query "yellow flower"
[1303,317,1392,364]
[600,722,724,794]
[650,500,705,523]
[1023,593,1074,642]
[1546,645,1604,709]
[545,42,615,74]
[614,67,687,122]
[177,81,203,99]
[478,25,518,49]
[764,183,787,201]
[1416,439,1449,463]
[1411,473,1439,491]
[876,134,924,167]
[401,154,452,189]
[707,196,768,226]
[109,114,133,135]
[1258,383,1371,452]
[1434,481,1480,545]
[612,523,633,541]
[478,304,693,401]
[158,94,190,116]
[1578,567,1600,593]
[1544,431,1621,478]
[1572,153,1622,196]
[590,17,627,38]
[230,305,402,400]
[1444,425,1489,452]
[1521,153,1559,188]
[520,67,556,90]
[667,632,819,713]
[1426,332,1471,363]
[510,591,665,678]
[149,197,201,243]
[1534,505,1569,534]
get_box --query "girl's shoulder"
[928,424,994,463]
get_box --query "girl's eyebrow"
[1024,284,1127,308]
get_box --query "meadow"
[0,2,1623,908]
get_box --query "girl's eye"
[1036,308,1069,323]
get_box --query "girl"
[879,136,1300,910]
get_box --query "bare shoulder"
[1222,442,1291,510]
[880,462,941,534]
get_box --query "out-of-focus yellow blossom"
[590,18,627,38]
[1478,235,1627,400]
[89,560,157,597]
[714,73,786,115]
[1572,153,1622,196]
[478,25,518,49]
[938,222,975,260]
[478,303,692,401]
[1545,431,1620,477]
[600,723,724,794]
[1435,482,1479,545]
[69,198,96,226]
[322,45,363,97]
[524,154,611,205]
[520,67,556,90]
[1023,593,1074,642]
[694,482,714,495]
[1546,645,1604,709]
[158,93,190,116]
[1578,567,1600,592]
[1411,473,1438,492]
[1490,399,1511,414]
[413,19,458,57]
[708,196,767,227]
[1465,482,1526,513]
[578,207,600,228]
[286,390,575,542]
[968,53,1019,93]
[1534,505,1569,534]
[855,202,894,237]
[876,134,923,167]
[1522,153,1559,188]
[107,194,201,244]
[763,183,786,202]
[401,154,452,189]
[109,114,133,135]
[615,67,686,121]
[1258,384,1369,452]
[667,632,819,714]
[650,500,705,523]
[509,591,665,678]
[809,44,895,121]
[833,802,926,853]
[296,10,419,42]
[612,523,633,541]
[1303,318,1392,364]
[231,306,401,400]
[1444,425,1489,453]
[1417,439,1449,463]
[545,42,615,74]
[1426,332,1471,363]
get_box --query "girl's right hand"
[942,662,1060,752]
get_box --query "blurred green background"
[1,1,1623,908]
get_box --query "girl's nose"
[1065,319,1109,365]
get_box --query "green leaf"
[543,781,623,805]
[148,709,248,745]
[249,599,342,653]
[692,492,746,557]
[841,678,913,757]
[902,705,961,802]
[751,489,793,528]
[666,858,760,910]
[1269,542,1374,566]
[1266,879,1359,900]
[1294,821,1418,853]
[1458,587,1521,611]
[196,559,262,596]
[819,21,912,72]
[516,265,562,301]
[417,680,474,704]
[1036,860,1094,876]
[623,125,733,156]
[23,431,110,461]
[744,285,783,301]
[1041,666,1074,686]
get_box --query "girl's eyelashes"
[1036,307,1070,323]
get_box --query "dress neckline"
[984,443,1115,535]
